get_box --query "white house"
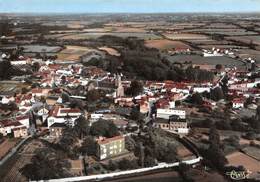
[193,86,211,93]
[232,98,244,109]
[90,113,104,123]
[0,120,28,137]
[31,88,50,97]
[47,106,82,128]
[56,70,73,76]
[16,115,30,128]
[10,60,27,65]
[156,109,186,119]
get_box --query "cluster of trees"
[90,119,119,138]
[0,58,34,80]
[0,60,13,80]
[57,117,119,159]
[189,87,225,107]
[121,55,214,82]
[125,129,178,168]
[104,158,139,172]
[125,80,143,96]
[185,66,214,82]
[204,124,227,171]
[0,21,12,37]
[84,36,214,82]
[21,147,71,180]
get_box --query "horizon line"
[1,11,260,15]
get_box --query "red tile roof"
[97,135,124,145]
[16,115,29,121]
[0,120,23,127]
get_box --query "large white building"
[156,109,186,119]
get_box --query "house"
[232,98,245,109]
[31,88,51,97]
[47,106,82,128]
[140,100,149,114]
[16,115,30,128]
[90,113,104,123]
[13,126,28,138]
[0,120,28,137]
[114,97,134,107]
[37,107,49,122]
[96,135,126,160]
[193,86,211,93]
[156,108,186,119]
[49,123,66,138]
[155,116,188,134]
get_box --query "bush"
[118,158,139,170]
[107,160,118,171]
[90,119,119,138]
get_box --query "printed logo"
[226,170,250,180]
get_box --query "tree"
[0,60,12,80]
[130,106,141,121]
[210,87,224,101]
[191,93,203,105]
[21,148,71,180]
[0,133,3,140]
[256,105,260,121]
[215,64,223,71]
[61,93,70,103]
[137,142,145,167]
[58,128,78,157]
[74,116,90,139]
[144,155,156,167]
[80,136,98,156]
[107,160,118,171]
[125,136,136,151]
[86,90,101,102]
[32,62,40,72]
[178,163,193,182]
[90,119,119,138]
[126,80,143,96]
[207,124,227,170]
[245,96,254,108]
[243,131,257,140]
[224,135,240,148]
[118,158,138,170]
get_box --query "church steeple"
[116,74,124,97]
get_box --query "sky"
[0,0,260,13]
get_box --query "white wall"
[157,109,186,119]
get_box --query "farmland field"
[207,23,238,29]
[167,55,245,68]
[0,81,30,95]
[236,49,260,64]
[82,28,112,32]
[0,139,20,160]
[182,29,257,36]
[22,45,62,53]
[199,45,248,50]
[107,27,147,33]
[145,39,191,50]
[163,33,209,40]
[57,45,96,61]
[98,47,120,56]
[227,35,260,46]
[226,152,260,173]
[58,32,162,40]
[242,146,260,160]
[186,39,231,45]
